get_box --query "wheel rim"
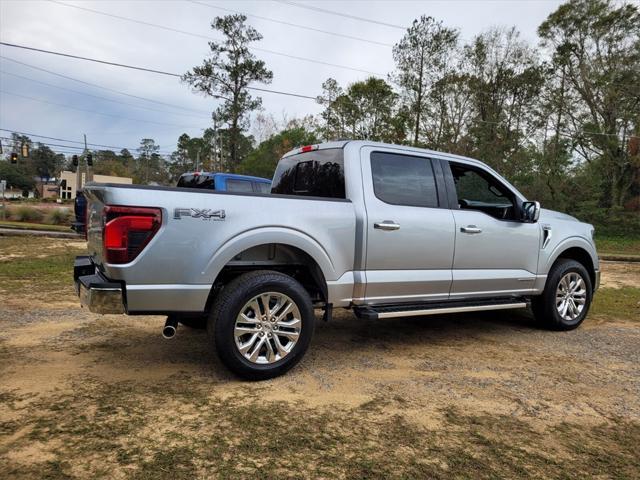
[555,272,587,322]
[234,292,302,365]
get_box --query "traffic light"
[86,153,93,166]
[10,152,18,164]
[21,143,29,158]
[72,155,79,167]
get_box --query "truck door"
[361,147,456,304]
[443,160,541,298]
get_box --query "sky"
[0,0,571,156]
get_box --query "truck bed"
[83,183,357,312]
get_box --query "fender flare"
[202,226,337,285]
[542,235,598,274]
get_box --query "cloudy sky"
[0,0,568,156]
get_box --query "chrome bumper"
[74,256,125,314]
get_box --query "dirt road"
[1,238,639,479]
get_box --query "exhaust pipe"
[163,316,178,339]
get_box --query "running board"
[354,299,528,320]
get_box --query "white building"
[59,170,133,200]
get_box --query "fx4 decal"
[174,208,226,221]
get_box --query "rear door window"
[271,148,345,199]
[370,152,439,208]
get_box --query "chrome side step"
[354,299,528,320]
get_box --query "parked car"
[74,140,599,379]
[177,172,271,193]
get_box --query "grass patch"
[0,237,85,294]
[1,379,639,479]
[0,220,71,232]
[591,287,640,321]
[8,205,44,222]
[596,234,640,257]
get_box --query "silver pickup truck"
[74,140,599,379]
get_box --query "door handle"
[460,225,482,234]
[374,221,400,231]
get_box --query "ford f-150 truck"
[74,140,600,379]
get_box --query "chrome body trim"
[376,302,528,319]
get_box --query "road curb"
[0,227,82,239]
[600,255,640,263]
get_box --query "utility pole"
[73,134,93,198]
[84,134,91,184]
[0,179,6,221]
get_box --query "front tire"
[532,259,593,330]
[209,270,315,380]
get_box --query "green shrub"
[46,208,73,225]
[9,205,44,222]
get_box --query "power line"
[0,70,211,119]
[0,43,319,100]
[274,0,406,30]
[1,136,82,151]
[0,56,211,115]
[0,42,179,77]
[0,128,173,153]
[50,1,384,76]
[0,136,87,155]
[188,0,393,47]
[0,90,202,129]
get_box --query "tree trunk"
[414,48,425,147]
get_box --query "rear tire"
[532,259,593,330]
[208,270,315,380]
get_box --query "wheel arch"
[545,238,598,289]
[202,227,333,311]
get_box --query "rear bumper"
[74,256,125,314]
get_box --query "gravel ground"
[1,244,639,478]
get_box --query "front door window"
[450,163,516,221]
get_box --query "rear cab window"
[177,174,215,189]
[271,148,345,199]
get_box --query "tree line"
[1,0,637,234]
[183,0,640,234]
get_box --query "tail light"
[103,206,162,264]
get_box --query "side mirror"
[521,201,541,223]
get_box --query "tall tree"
[30,144,64,181]
[136,138,161,184]
[183,14,272,171]
[462,27,543,179]
[317,77,401,142]
[538,0,640,209]
[344,77,399,141]
[392,15,459,146]
[316,78,346,140]
[239,126,319,179]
